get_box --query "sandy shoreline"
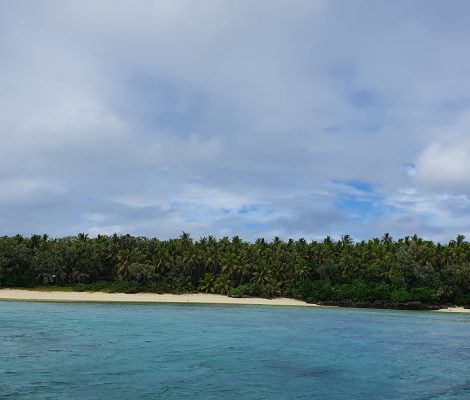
[1,289,469,312]
[0,289,317,307]
[434,307,470,313]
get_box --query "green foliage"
[1,233,470,306]
[228,284,255,298]
[333,280,372,301]
[315,260,341,283]
[410,287,440,303]
[371,283,392,301]
[122,263,155,284]
[300,280,333,302]
[198,273,216,293]
[256,281,281,299]
[390,288,412,303]
[212,275,232,295]
[361,264,387,284]
[0,237,34,286]
[455,294,470,306]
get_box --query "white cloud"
[416,143,470,185]
[414,111,470,188]
[1,1,470,240]
[0,178,65,204]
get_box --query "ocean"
[1,301,469,399]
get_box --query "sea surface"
[1,301,469,399]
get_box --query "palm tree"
[198,273,215,293]
[116,249,132,280]
[341,234,353,247]
[381,233,393,245]
[77,233,89,242]
[252,262,272,285]
[213,276,232,295]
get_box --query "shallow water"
[1,301,469,399]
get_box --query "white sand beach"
[0,289,318,307]
[434,307,470,314]
[1,289,469,312]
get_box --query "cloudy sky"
[1,0,470,241]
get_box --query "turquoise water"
[1,302,469,399]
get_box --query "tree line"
[0,233,469,307]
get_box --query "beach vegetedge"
[0,233,469,310]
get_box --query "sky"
[1,0,470,242]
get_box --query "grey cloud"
[270,209,348,239]
[2,1,470,240]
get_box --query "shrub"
[336,280,372,301]
[302,279,333,302]
[390,288,412,303]
[257,282,282,299]
[371,283,392,301]
[455,293,470,306]
[410,287,439,303]
[228,284,255,298]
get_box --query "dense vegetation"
[1,233,470,308]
